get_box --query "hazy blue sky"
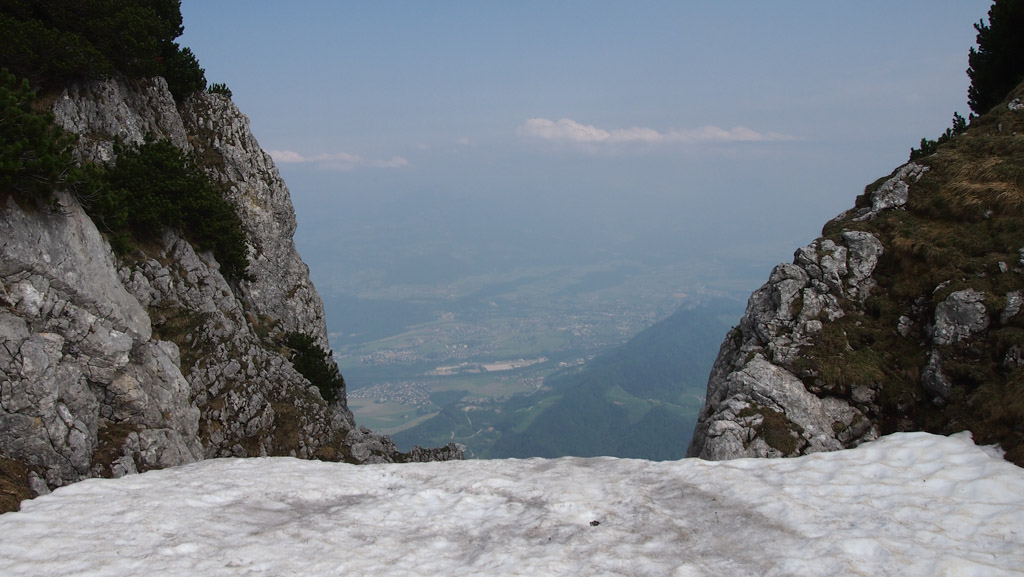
[179,1,994,297]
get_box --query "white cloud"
[267,149,310,163]
[269,150,408,171]
[517,117,795,146]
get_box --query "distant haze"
[180,1,992,311]
[177,2,999,457]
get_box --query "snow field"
[0,431,1021,576]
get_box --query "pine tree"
[967,0,1024,115]
[0,68,78,202]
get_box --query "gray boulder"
[931,289,989,346]
[850,162,929,221]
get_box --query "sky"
[178,1,995,299]
[1,432,1022,575]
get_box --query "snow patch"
[0,432,1021,576]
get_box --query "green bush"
[0,68,79,203]
[0,0,206,98]
[967,0,1024,115]
[283,333,346,404]
[909,112,968,160]
[161,44,206,99]
[912,0,1024,160]
[207,82,233,98]
[0,13,111,87]
[82,137,251,280]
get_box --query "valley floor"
[0,432,1021,576]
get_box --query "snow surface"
[0,432,1021,577]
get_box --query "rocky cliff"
[1,76,460,510]
[689,85,1024,466]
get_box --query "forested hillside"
[394,299,742,459]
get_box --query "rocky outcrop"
[930,289,989,346]
[1,76,460,507]
[1,190,202,492]
[690,87,1024,464]
[179,92,328,341]
[849,162,928,220]
[52,77,190,163]
[687,219,900,459]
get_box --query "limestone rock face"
[691,89,1024,465]
[688,227,887,459]
[693,355,868,460]
[850,162,928,221]
[689,165,928,460]
[52,77,190,163]
[179,93,328,341]
[1,192,201,492]
[1,77,460,504]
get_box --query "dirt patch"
[0,457,35,514]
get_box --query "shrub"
[909,112,968,160]
[0,13,111,88]
[161,44,207,100]
[81,137,251,280]
[967,0,1024,115]
[207,82,233,98]
[283,333,346,404]
[0,0,206,98]
[0,68,79,203]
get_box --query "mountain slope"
[689,84,1024,465]
[0,6,460,513]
